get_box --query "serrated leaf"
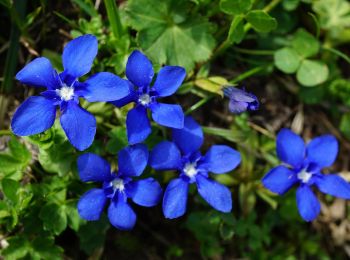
[220,0,252,15]
[246,10,277,33]
[291,28,319,58]
[274,47,301,73]
[126,0,216,71]
[296,60,329,86]
[227,15,245,44]
[39,203,67,235]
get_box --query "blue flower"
[111,50,186,144]
[149,116,241,219]
[77,144,162,230]
[11,34,130,151]
[223,86,259,114]
[262,128,350,222]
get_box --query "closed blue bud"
[223,86,259,114]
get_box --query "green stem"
[233,47,274,55]
[185,96,213,115]
[212,0,282,58]
[229,66,267,84]
[104,0,124,39]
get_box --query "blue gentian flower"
[223,86,259,114]
[111,50,186,145]
[11,34,130,151]
[77,144,162,230]
[262,128,350,222]
[149,116,241,219]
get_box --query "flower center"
[56,86,74,101]
[183,163,198,178]
[138,94,151,106]
[112,178,125,192]
[297,169,312,183]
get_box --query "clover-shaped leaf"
[274,47,301,74]
[296,60,329,87]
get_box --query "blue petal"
[110,81,137,108]
[126,50,154,88]
[196,175,232,213]
[223,87,256,102]
[62,34,98,79]
[15,57,60,90]
[200,145,241,174]
[126,106,151,144]
[77,153,111,182]
[163,178,189,219]
[153,66,186,97]
[108,197,136,230]
[150,103,184,129]
[60,101,96,151]
[172,116,203,155]
[127,178,162,207]
[276,128,305,168]
[262,166,298,195]
[118,144,148,177]
[149,141,182,170]
[77,188,107,221]
[306,135,338,168]
[296,185,320,222]
[80,72,130,102]
[11,96,56,136]
[228,100,248,114]
[315,174,350,199]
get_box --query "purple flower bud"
[223,86,259,114]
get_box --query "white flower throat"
[183,163,198,178]
[112,178,125,192]
[57,85,74,101]
[138,94,151,106]
[297,169,312,183]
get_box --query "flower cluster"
[11,34,350,229]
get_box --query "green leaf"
[106,127,128,154]
[2,236,29,260]
[291,28,320,58]
[282,0,300,11]
[126,0,216,71]
[39,203,67,235]
[8,138,31,164]
[220,0,252,15]
[66,203,83,231]
[274,47,301,73]
[227,15,245,44]
[2,178,20,205]
[245,10,277,33]
[31,236,63,260]
[296,60,329,87]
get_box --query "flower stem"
[104,0,124,39]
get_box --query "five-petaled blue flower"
[77,144,162,230]
[262,128,350,222]
[223,86,259,114]
[11,34,130,150]
[149,116,241,219]
[111,50,186,145]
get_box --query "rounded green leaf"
[274,47,301,74]
[296,60,329,87]
[246,10,277,33]
[227,15,245,44]
[220,0,252,15]
[292,29,320,58]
